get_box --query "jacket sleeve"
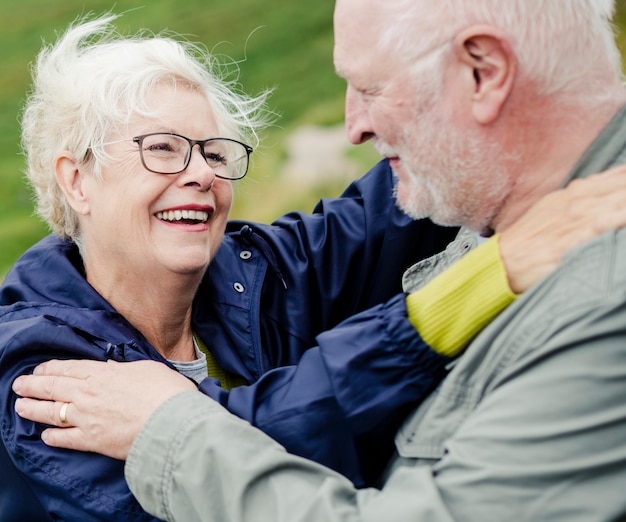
[0,315,161,522]
[125,291,626,522]
[126,390,456,522]
[198,294,449,487]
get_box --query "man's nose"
[344,85,375,145]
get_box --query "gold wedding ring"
[59,402,70,425]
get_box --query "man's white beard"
[388,109,518,233]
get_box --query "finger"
[564,186,626,235]
[33,359,109,379]
[547,176,625,212]
[41,427,96,453]
[13,373,84,403]
[15,398,75,427]
[592,164,626,178]
[583,165,626,184]
[41,427,127,460]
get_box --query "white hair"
[20,13,272,241]
[381,0,623,100]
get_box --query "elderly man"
[12,0,626,520]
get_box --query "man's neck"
[492,94,626,233]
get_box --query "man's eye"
[361,87,380,97]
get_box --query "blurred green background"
[1,0,626,277]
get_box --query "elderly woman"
[3,11,625,522]
[0,14,465,521]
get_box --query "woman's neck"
[84,258,201,362]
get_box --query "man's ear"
[451,25,516,124]
[54,152,91,215]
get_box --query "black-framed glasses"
[99,132,253,180]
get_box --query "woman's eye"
[147,142,174,152]
[205,152,227,164]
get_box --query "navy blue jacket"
[0,161,458,521]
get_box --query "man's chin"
[392,167,458,225]
[395,192,468,228]
[394,190,431,222]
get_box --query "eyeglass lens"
[140,134,248,179]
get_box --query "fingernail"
[33,365,42,375]
[12,377,22,394]
[14,398,24,414]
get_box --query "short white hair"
[381,0,623,99]
[20,13,271,241]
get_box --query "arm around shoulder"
[126,391,459,522]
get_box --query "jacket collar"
[0,234,114,312]
[562,102,626,186]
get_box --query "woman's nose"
[183,145,217,190]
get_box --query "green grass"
[2,2,626,277]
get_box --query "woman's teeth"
[156,209,209,223]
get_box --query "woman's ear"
[54,152,91,215]
[451,25,516,124]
